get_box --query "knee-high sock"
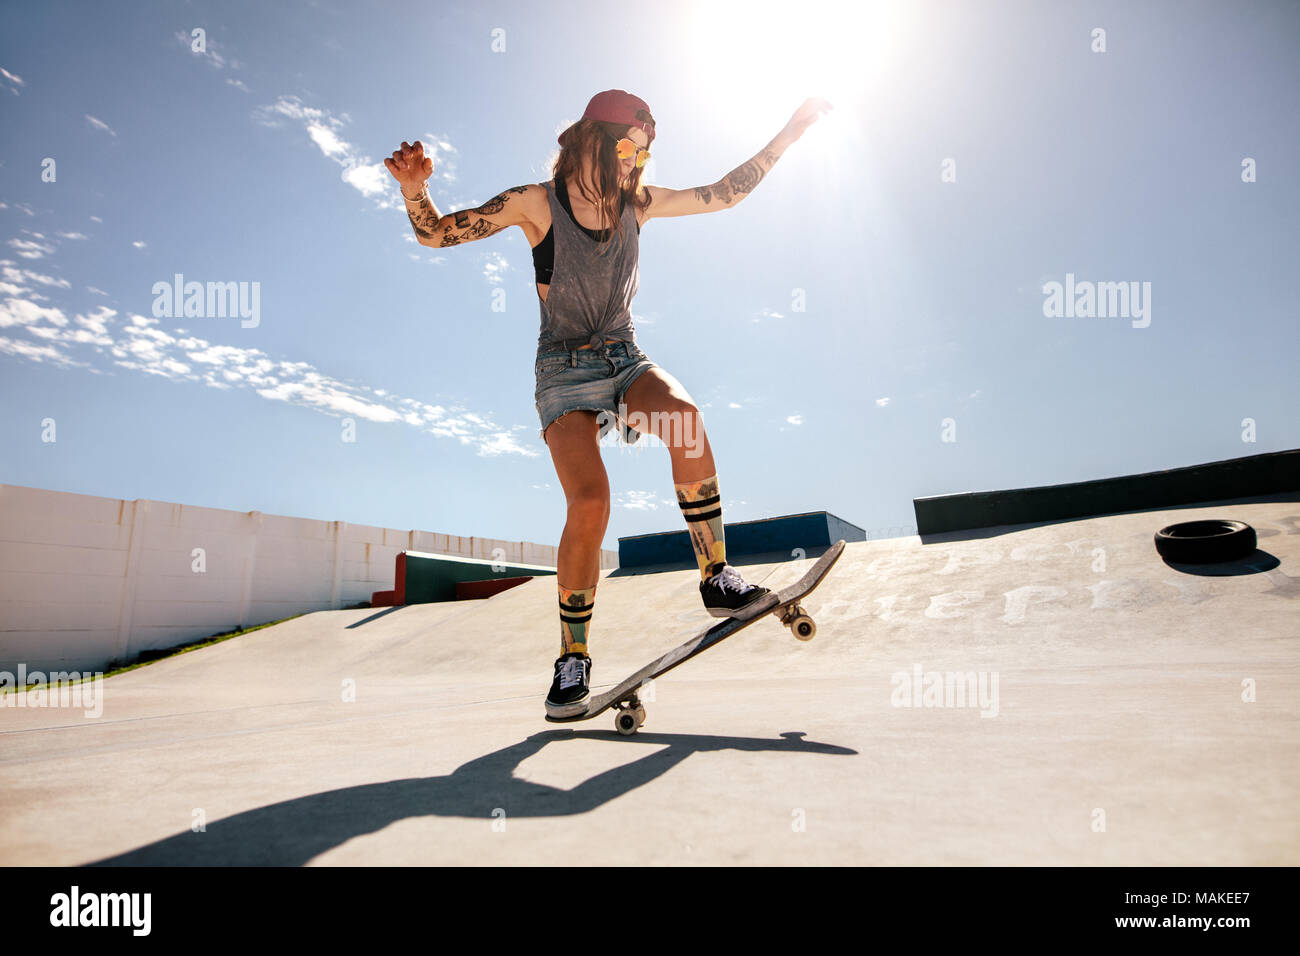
[676,474,726,581]
[558,583,596,655]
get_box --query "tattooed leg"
[676,474,727,581]
[558,582,596,655]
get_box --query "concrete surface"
[1,497,1296,865]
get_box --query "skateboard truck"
[613,693,646,736]
[774,601,816,641]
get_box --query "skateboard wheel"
[616,710,639,735]
[791,614,816,641]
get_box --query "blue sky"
[1,0,1297,554]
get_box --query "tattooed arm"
[384,138,536,247]
[406,185,533,248]
[401,186,444,243]
[641,97,832,221]
[642,135,786,220]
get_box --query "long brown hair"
[551,112,654,257]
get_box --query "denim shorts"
[535,340,659,445]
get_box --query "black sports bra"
[532,177,638,285]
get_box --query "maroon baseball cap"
[559,89,655,146]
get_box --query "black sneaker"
[545,652,592,718]
[700,563,772,618]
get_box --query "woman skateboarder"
[385,90,832,718]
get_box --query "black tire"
[1154,519,1256,563]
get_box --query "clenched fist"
[385,140,434,195]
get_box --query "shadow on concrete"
[346,606,406,628]
[84,730,856,866]
[1161,550,1282,576]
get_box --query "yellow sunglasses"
[610,135,651,167]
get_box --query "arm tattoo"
[471,185,528,216]
[715,148,778,206]
[439,217,502,246]
[430,185,527,246]
[405,193,442,243]
[693,184,713,204]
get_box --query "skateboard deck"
[545,539,846,734]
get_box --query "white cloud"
[307,123,349,157]
[74,305,116,339]
[7,237,55,260]
[0,334,87,366]
[1,268,539,456]
[132,240,147,249]
[0,66,23,95]
[0,297,69,328]
[616,490,669,511]
[341,162,388,197]
[472,431,534,456]
[420,132,459,186]
[875,397,890,407]
[482,252,508,284]
[57,231,88,240]
[786,414,803,425]
[174,30,244,74]
[85,114,117,137]
[256,95,429,209]
[1,261,69,289]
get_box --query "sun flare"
[683,0,914,134]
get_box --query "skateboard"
[545,539,846,735]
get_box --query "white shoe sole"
[545,695,589,718]
[704,590,771,618]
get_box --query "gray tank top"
[536,178,639,353]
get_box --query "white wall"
[0,483,617,673]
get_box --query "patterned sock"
[676,474,727,581]
[558,583,596,656]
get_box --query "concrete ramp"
[1,498,1296,865]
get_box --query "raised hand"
[781,98,834,142]
[384,140,434,194]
